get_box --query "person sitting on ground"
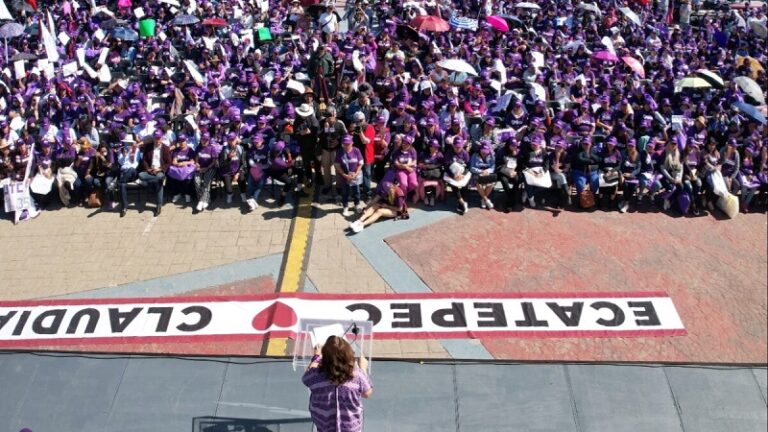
[266,140,296,207]
[348,179,408,233]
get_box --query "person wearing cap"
[418,117,443,155]
[371,115,392,183]
[659,140,687,213]
[116,138,142,217]
[219,133,247,206]
[571,138,602,205]
[417,139,445,206]
[30,140,56,209]
[266,140,296,207]
[469,117,499,152]
[521,135,550,208]
[438,99,465,132]
[350,110,375,198]
[738,147,761,213]
[549,138,571,209]
[318,107,348,196]
[244,134,271,212]
[496,138,523,212]
[719,138,742,195]
[193,133,220,212]
[597,137,623,211]
[470,142,497,210]
[335,134,364,216]
[53,137,80,207]
[0,140,13,182]
[87,142,118,209]
[348,179,408,233]
[443,136,471,215]
[139,132,173,216]
[390,134,420,197]
[167,135,197,206]
[616,140,642,213]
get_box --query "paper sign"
[93,28,105,41]
[62,62,79,77]
[98,64,112,82]
[158,32,167,41]
[83,63,98,79]
[76,48,85,65]
[159,0,180,6]
[133,7,145,18]
[43,62,55,77]
[58,32,71,46]
[286,79,304,93]
[13,61,25,80]
[72,0,80,10]
[185,114,197,129]
[170,6,178,14]
[188,0,197,13]
[202,36,217,50]
[98,48,109,65]
[310,323,345,347]
[183,60,205,84]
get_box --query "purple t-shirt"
[173,146,196,163]
[302,366,372,432]
[196,144,219,169]
[335,146,364,175]
[75,147,97,176]
[392,147,417,168]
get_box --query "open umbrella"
[409,15,450,32]
[577,3,602,16]
[675,77,711,91]
[515,2,541,10]
[695,69,725,88]
[9,52,37,61]
[736,56,765,79]
[498,15,526,29]
[438,58,478,75]
[0,22,25,63]
[486,16,509,32]
[171,14,200,26]
[593,51,619,62]
[732,102,767,125]
[618,7,642,26]
[202,17,228,27]
[111,27,139,41]
[621,56,645,78]
[395,24,420,41]
[100,19,129,30]
[733,76,766,105]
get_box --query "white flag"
[47,11,57,40]
[40,22,60,63]
[0,0,13,20]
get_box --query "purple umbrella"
[593,51,619,62]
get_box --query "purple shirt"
[302,366,372,432]
[196,144,219,169]
[335,147,364,175]
[392,147,417,168]
[75,147,97,176]
[173,146,196,163]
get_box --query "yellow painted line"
[266,187,314,356]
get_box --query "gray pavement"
[1,352,765,432]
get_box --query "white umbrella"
[438,58,478,76]
[515,2,541,10]
[618,7,642,26]
[695,69,725,88]
[733,76,766,105]
[577,3,602,16]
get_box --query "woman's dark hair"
[320,336,355,385]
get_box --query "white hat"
[262,98,276,108]
[296,103,315,117]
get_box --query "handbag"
[523,167,552,188]
[168,164,196,181]
[709,170,728,197]
[599,170,620,187]
[477,173,498,184]
[86,190,102,208]
[717,193,739,219]
[579,190,596,208]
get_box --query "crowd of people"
[0,0,765,227]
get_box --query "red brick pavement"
[387,209,768,363]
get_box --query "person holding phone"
[302,336,372,432]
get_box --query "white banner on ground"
[0,292,685,347]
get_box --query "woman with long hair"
[302,336,372,432]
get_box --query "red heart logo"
[252,301,298,331]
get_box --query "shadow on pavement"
[193,415,312,432]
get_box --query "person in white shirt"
[318,5,339,42]
[132,114,156,142]
[117,139,142,217]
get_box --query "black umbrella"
[498,14,526,29]
[396,24,420,41]
[100,19,129,30]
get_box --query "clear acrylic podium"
[292,318,374,373]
